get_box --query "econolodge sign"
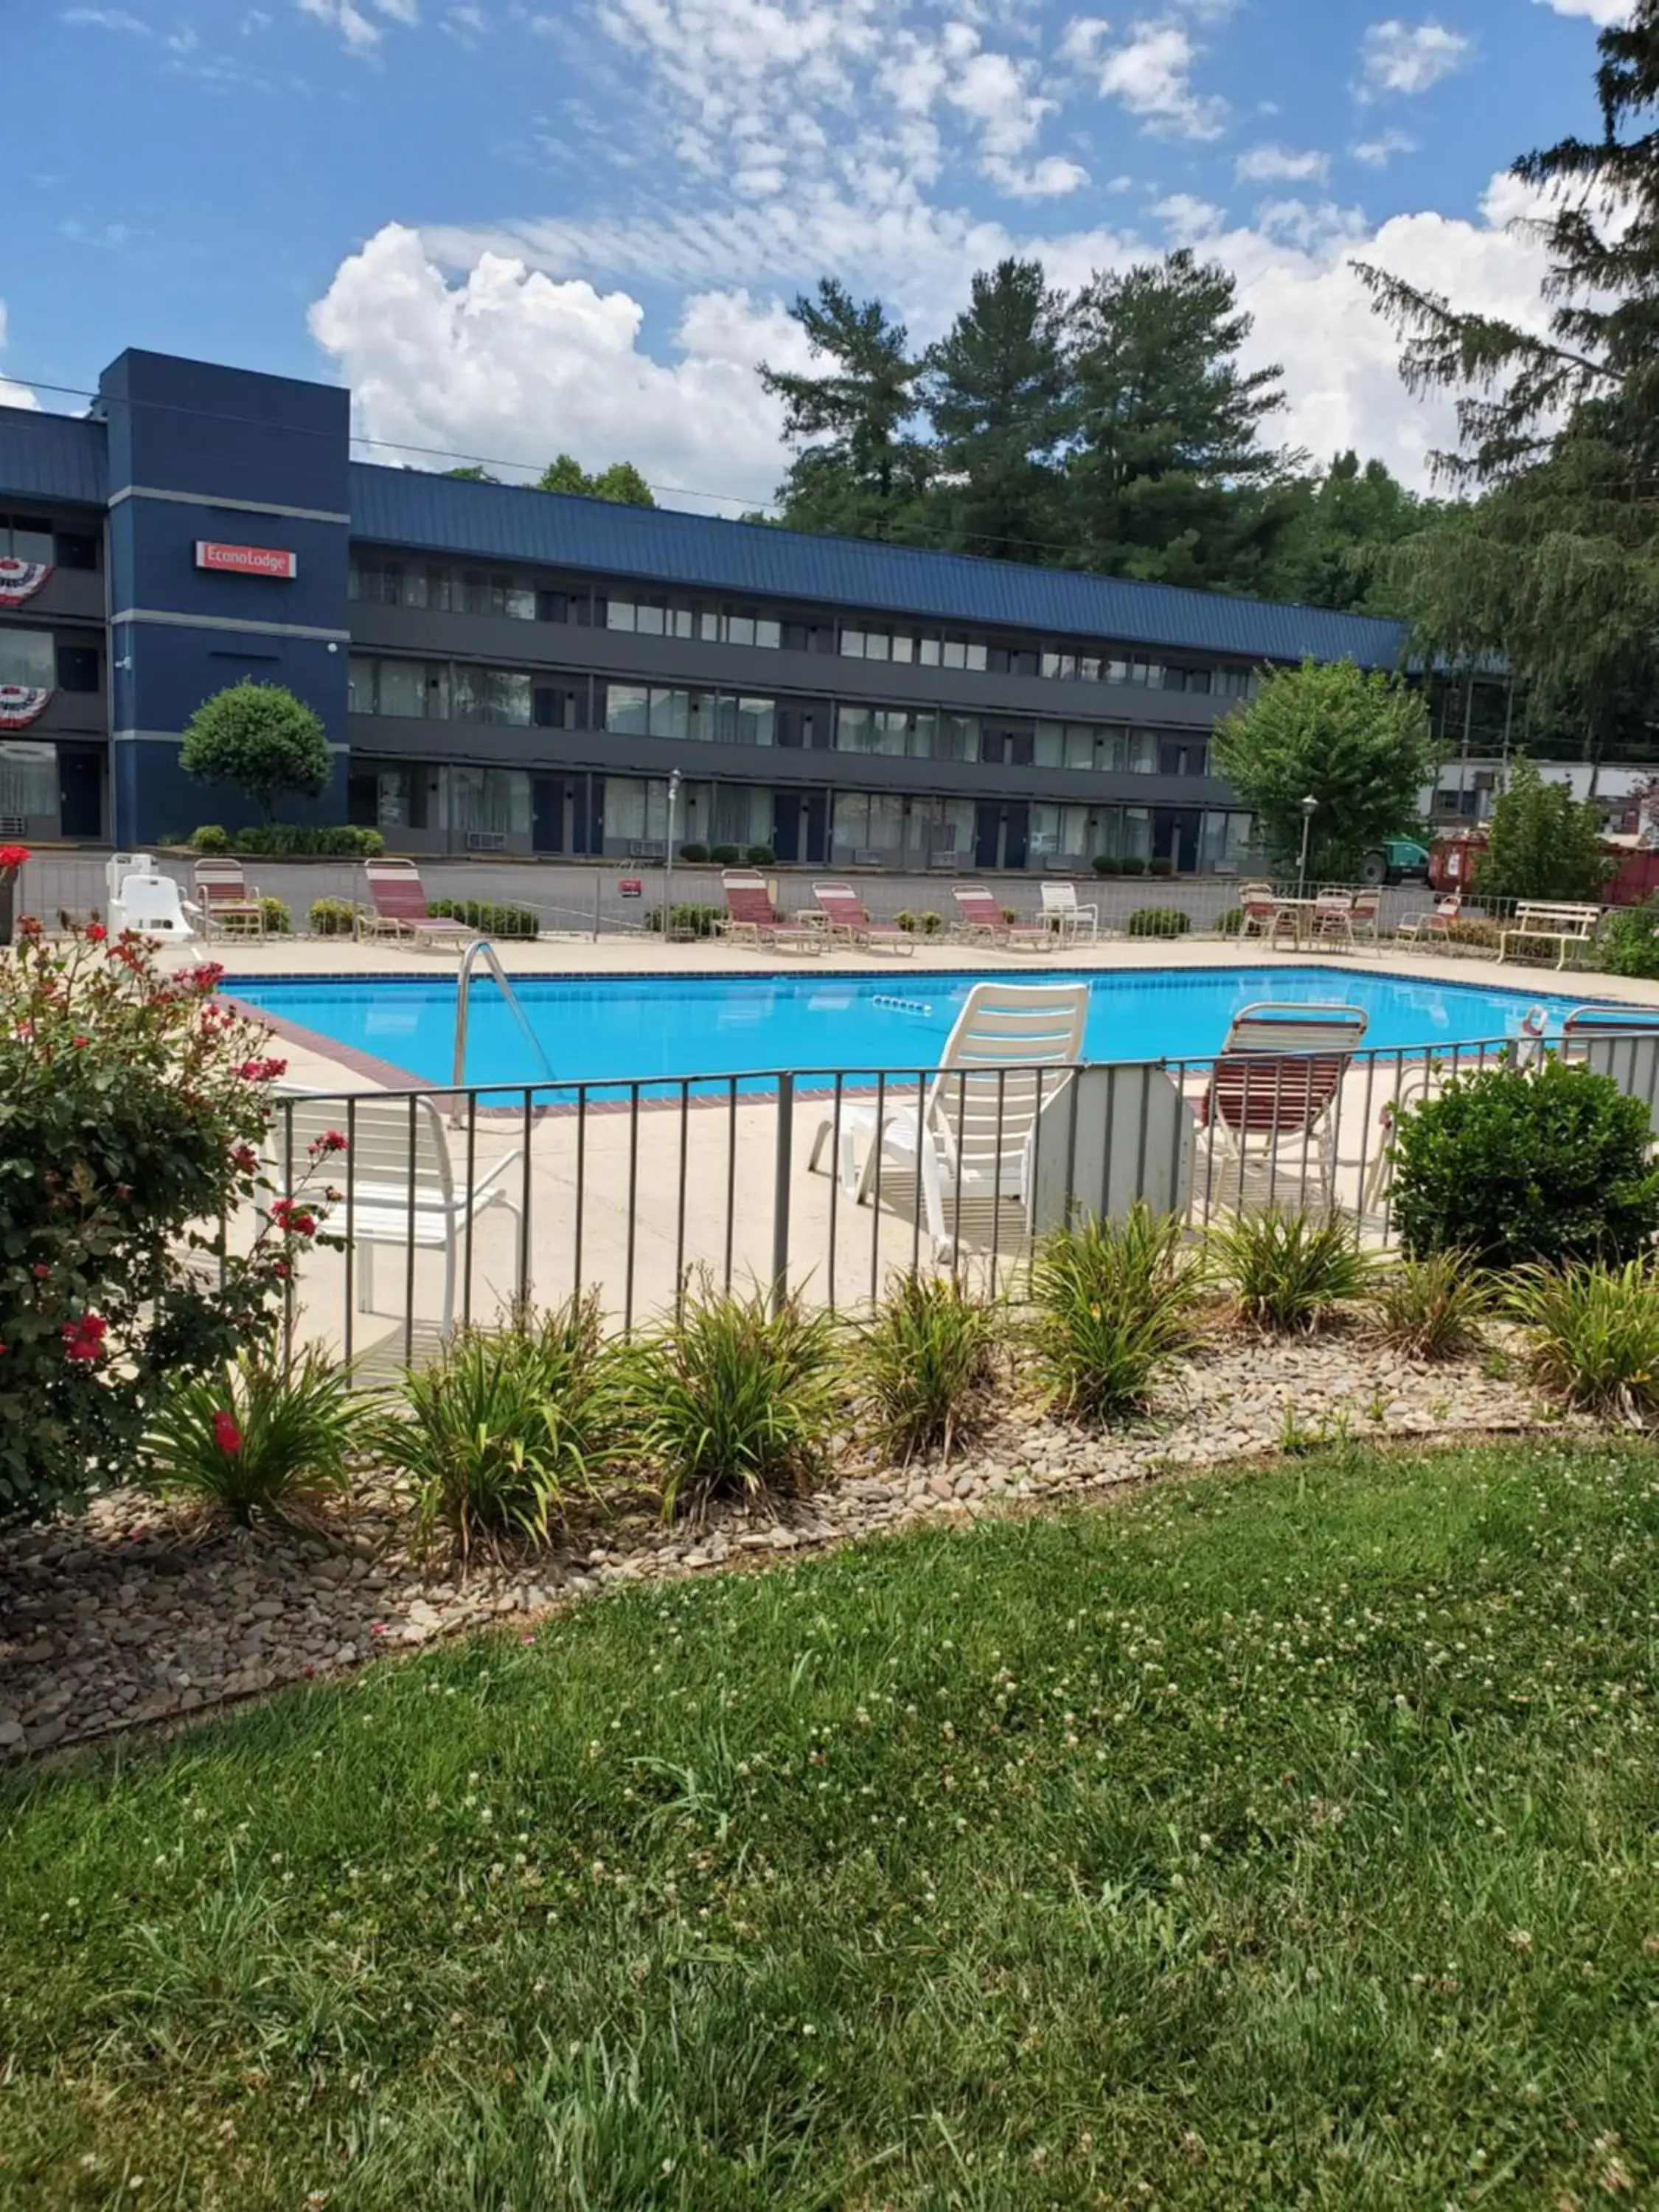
[194,540,299,580]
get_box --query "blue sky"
[0,0,1626,509]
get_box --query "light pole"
[1297,793,1318,901]
[663,768,681,939]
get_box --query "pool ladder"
[451,938,556,1117]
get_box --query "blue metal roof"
[349,462,1408,667]
[0,404,107,508]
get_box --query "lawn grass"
[4,1439,1659,2208]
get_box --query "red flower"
[0,844,30,872]
[237,1056,288,1082]
[309,1130,349,1156]
[211,1409,243,1454]
[32,1263,48,1281]
[269,1197,317,1237]
[71,1035,88,1049]
[232,1144,260,1173]
[86,922,107,943]
[60,1312,108,1364]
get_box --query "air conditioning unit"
[465,831,507,852]
[0,816,25,838]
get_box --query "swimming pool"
[230,964,1612,1095]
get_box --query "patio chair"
[1308,891,1356,950]
[192,857,266,940]
[1197,1001,1368,1207]
[950,883,1052,952]
[1040,881,1099,943]
[358,860,479,954]
[1238,881,1293,946]
[720,870,826,955]
[805,980,1088,1259]
[1348,886,1382,949]
[108,869,200,942]
[1220,1001,1370,1057]
[812,881,915,955]
[268,1091,525,1335]
[1559,1004,1659,1059]
[1395,894,1461,947]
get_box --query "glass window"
[1078,655,1102,683]
[840,629,865,658]
[1128,729,1159,774]
[649,688,689,741]
[453,666,485,722]
[374,769,411,829]
[0,741,56,817]
[965,641,987,672]
[605,684,650,737]
[726,613,755,648]
[937,713,978,762]
[504,585,535,622]
[0,629,55,692]
[2,517,54,566]
[865,630,891,661]
[55,644,97,697]
[940,638,966,670]
[891,633,914,664]
[378,661,430,719]
[450,765,531,838]
[1122,806,1152,861]
[459,573,492,617]
[347,656,375,714]
[1034,722,1064,770]
[54,530,98,571]
[734,696,774,747]
[636,602,666,637]
[417,567,449,611]
[1106,658,1130,684]
[918,636,940,667]
[607,599,635,632]
[711,785,769,846]
[755,616,781,650]
[837,705,874,752]
[487,670,532,725]
[1065,725,1095,770]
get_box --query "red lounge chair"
[720,870,825,955]
[950,883,1051,952]
[812,880,915,954]
[358,860,480,953]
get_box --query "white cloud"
[987,153,1090,198]
[1358,18,1472,98]
[1088,18,1226,139]
[59,7,150,29]
[1234,144,1329,184]
[296,0,420,51]
[1351,128,1417,166]
[0,305,41,414]
[1534,0,1630,20]
[1152,192,1226,243]
[307,223,808,508]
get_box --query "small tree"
[1477,757,1612,903]
[179,682,333,824]
[1211,656,1436,878]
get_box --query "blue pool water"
[229,964,1611,1095]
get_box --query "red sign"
[619,877,643,898]
[194,540,298,580]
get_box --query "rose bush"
[0,922,344,1520]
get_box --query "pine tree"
[920,258,1068,563]
[759,280,932,540]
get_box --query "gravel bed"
[0,1331,1570,1761]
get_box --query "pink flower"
[237,1056,288,1082]
[86,922,107,943]
[308,1130,349,1156]
[270,1198,317,1238]
[211,1409,243,1454]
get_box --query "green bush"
[1092,855,1121,877]
[893,910,918,933]
[234,824,386,858]
[370,1295,616,1562]
[678,841,709,863]
[1146,856,1175,879]
[644,902,725,938]
[1441,917,1504,953]
[622,1279,838,1518]
[0,925,331,1521]
[1368,1250,1489,1361]
[427,897,539,939]
[188,824,231,855]
[709,844,742,866]
[307,897,362,937]
[1390,1058,1659,1269]
[1127,907,1191,939]
[745,844,776,867]
[1477,756,1613,904]
[855,1272,1001,1464]
[1029,1204,1206,1424]
[1208,1208,1376,1335]
[1214,905,1245,936]
[1596,898,1659,981]
[1119,855,1147,877]
[141,1349,358,1526]
[259,895,292,936]
[1508,1259,1659,1417]
[919,911,944,936]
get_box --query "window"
[710,785,771,846]
[378,661,431,719]
[1214,667,1257,700]
[1201,810,1256,866]
[836,705,907,756]
[55,644,99,693]
[907,798,973,860]
[831,791,907,860]
[349,658,451,718]
[0,629,54,692]
[448,765,531,838]
[605,684,650,737]
[0,515,54,566]
[1029,803,1090,860]
[928,712,979,762]
[55,531,98,571]
[602,776,672,844]
[0,741,56,818]
[610,598,693,638]
[1122,806,1152,861]
[649,687,689,740]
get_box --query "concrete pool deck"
[182,930,1659,1368]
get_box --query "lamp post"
[663,768,681,939]
[1297,794,1318,901]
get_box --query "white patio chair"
[805,981,1088,1259]
[267,1092,525,1334]
[1040,881,1099,942]
[108,869,200,941]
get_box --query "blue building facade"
[0,348,1409,869]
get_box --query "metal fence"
[243,1025,1659,1374]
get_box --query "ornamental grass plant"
[855,1270,1002,1464]
[142,1349,359,1526]
[1029,1203,1206,1423]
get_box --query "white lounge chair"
[268,1092,525,1334]
[1040,882,1099,943]
[1220,1001,1369,1056]
[805,980,1089,1259]
[108,869,200,941]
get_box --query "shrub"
[1477,755,1613,904]
[1127,907,1191,939]
[260,895,292,936]
[179,681,333,822]
[1389,1058,1659,1269]
[855,1272,1001,1464]
[745,844,776,867]
[0,925,335,1520]
[678,841,709,864]
[1146,856,1175,879]
[1368,1250,1489,1361]
[919,911,944,936]
[140,1349,358,1526]
[1214,905,1245,936]
[427,897,539,939]
[893,910,919,933]
[1000,905,1019,924]
[1596,898,1659,981]
[1029,1203,1206,1424]
[623,1279,838,1518]
[370,1294,616,1562]
[1119,855,1147,877]
[1208,1208,1376,1334]
[1092,855,1121,877]
[1508,1259,1659,1417]
[644,902,725,938]
[308,897,362,937]
[709,844,742,866]
[189,824,231,855]
[234,824,386,858]
[1440,917,1504,953]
